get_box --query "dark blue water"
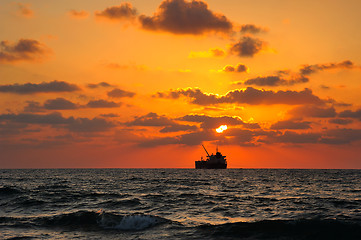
[1,169,361,239]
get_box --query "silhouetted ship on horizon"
[195,145,227,169]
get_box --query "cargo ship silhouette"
[195,145,227,169]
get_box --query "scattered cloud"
[229,36,266,57]
[222,63,248,73]
[107,88,136,98]
[288,105,337,118]
[0,112,115,133]
[155,87,325,105]
[23,101,44,113]
[328,118,353,125]
[242,74,309,87]
[240,24,267,34]
[95,3,137,21]
[0,39,50,63]
[126,112,176,127]
[339,108,361,120]
[44,98,78,110]
[68,10,89,19]
[270,120,312,130]
[299,60,358,75]
[86,99,120,108]
[0,80,80,94]
[87,82,113,89]
[139,0,233,35]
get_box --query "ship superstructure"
[195,145,227,169]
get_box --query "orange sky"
[1,0,361,168]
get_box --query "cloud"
[270,120,312,130]
[339,108,361,120]
[68,10,89,19]
[44,98,78,110]
[288,105,337,118]
[223,64,248,73]
[126,112,176,127]
[177,114,259,130]
[328,118,353,125]
[107,88,136,98]
[16,3,34,18]
[139,0,233,35]
[240,24,267,34]
[86,100,120,108]
[273,131,320,144]
[242,74,309,86]
[95,3,137,21]
[229,36,266,57]
[87,82,113,89]
[155,87,325,105]
[23,101,44,113]
[320,128,361,145]
[299,60,357,75]
[159,124,198,133]
[0,112,115,132]
[0,39,50,63]
[188,48,225,58]
[0,80,80,94]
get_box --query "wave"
[196,219,361,239]
[37,210,168,231]
[0,186,23,195]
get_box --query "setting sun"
[216,125,228,133]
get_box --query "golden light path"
[216,125,228,133]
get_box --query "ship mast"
[202,144,210,157]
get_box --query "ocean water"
[1,169,361,239]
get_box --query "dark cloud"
[87,82,113,89]
[155,87,325,105]
[0,39,49,63]
[288,106,337,118]
[126,112,176,127]
[159,124,198,133]
[328,118,353,125]
[44,98,78,110]
[223,64,248,73]
[66,117,115,132]
[270,120,311,130]
[240,24,266,34]
[100,113,120,118]
[0,80,80,94]
[139,0,233,35]
[243,74,309,86]
[177,114,259,130]
[229,36,266,57]
[95,3,137,21]
[23,101,44,113]
[107,88,136,98]
[320,128,361,145]
[339,108,361,121]
[86,100,120,108]
[0,112,115,133]
[299,60,357,75]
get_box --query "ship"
[195,145,227,169]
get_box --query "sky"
[1,0,361,168]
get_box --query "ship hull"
[195,161,227,169]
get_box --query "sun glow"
[216,125,228,133]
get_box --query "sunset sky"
[1,0,361,168]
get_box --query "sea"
[1,169,361,239]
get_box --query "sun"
[216,125,228,133]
